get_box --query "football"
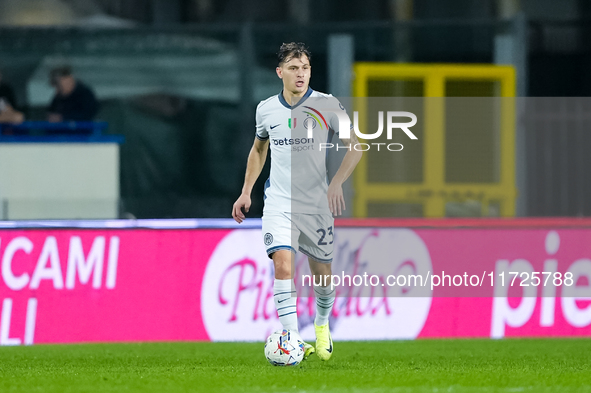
[264,329,305,366]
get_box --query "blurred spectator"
[48,66,98,122]
[0,70,24,124]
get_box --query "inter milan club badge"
[303,117,317,130]
[264,232,273,245]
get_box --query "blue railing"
[0,121,108,135]
[0,121,124,143]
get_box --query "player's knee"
[274,263,291,279]
[272,251,293,279]
[309,259,332,276]
[312,274,332,287]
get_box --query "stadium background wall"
[0,218,590,345]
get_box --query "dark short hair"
[49,66,72,86]
[278,42,311,66]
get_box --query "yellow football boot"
[314,322,333,361]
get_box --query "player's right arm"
[232,137,269,223]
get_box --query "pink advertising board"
[0,219,590,345]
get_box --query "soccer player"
[232,42,362,361]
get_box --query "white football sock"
[314,284,335,326]
[274,279,298,332]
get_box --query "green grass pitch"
[1,339,590,392]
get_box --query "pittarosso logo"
[200,229,432,342]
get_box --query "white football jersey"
[255,88,351,214]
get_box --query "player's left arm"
[327,131,362,216]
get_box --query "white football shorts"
[261,211,335,263]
